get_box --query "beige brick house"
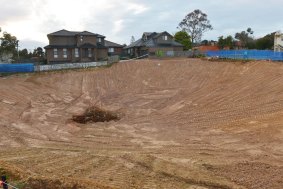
[45,29,123,64]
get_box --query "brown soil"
[0,58,282,189]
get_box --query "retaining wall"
[34,61,107,72]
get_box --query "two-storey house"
[45,29,123,64]
[124,31,183,57]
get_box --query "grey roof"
[48,29,105,37]
[143,32,154,37]
[126,38,143,48]
[44,44,77,49]
[78,31,97,36]
[104,40,124,47]
[153,31,173,39]
[172,41,184,47]
[125,31,183,49]
[44,43,107,49]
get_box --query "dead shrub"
[72,106,121,124]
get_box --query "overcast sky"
[0,0,282,50]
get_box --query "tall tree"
[201,40,209,45]
[174,31,192,50]
[130,36,135,44]
[235,28,255,49]
[0,31,18,54]
[33,47,44,57]
[178,9,213,45]
[0,29,19,62]
[19,48,29,58]
[218,35,234,49]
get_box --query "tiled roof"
[44,44,77,49]
[104,40,124,47]
[78,31,97,36]
[153,31,173,39]
[143,32,154,37]
[126,38,143,48]
[48,29,105,37]
[171,41,184,47]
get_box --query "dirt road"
[0,59,282,188]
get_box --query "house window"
[75,48,79,58]
[143,35,147,41]
[63,48,67,58]
[98,38,102,43]
[108,48,114,53]
[88,48,92,57]
[128,49,131,54]
[163,35,168,40]
[53,48,58,58]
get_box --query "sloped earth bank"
[0,58,283,189]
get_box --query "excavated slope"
[0,59,282,189]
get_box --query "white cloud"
[1,0,283,48]
[127,3,149,15]
[113,20,125,34]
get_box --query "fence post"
[1,176,8,189]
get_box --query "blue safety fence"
[206,50,283,61]
[0,63,34,73]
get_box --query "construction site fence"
[0,63,34,73]
[206,50,283,61]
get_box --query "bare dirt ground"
[0,58,283,189]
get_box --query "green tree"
[178,9,213,45]
[33,47,44,57]
[0,32,18,53]
[225,36,234,49]
[218,36,225,49]
[201,40,209,45]
[19,48,29,58]
[174,31,192,50]
[218,36,234,49]
[235,28,255,49]
[255,32,275,50]
[0,30,18,59]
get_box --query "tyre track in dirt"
[0,59,283,188]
